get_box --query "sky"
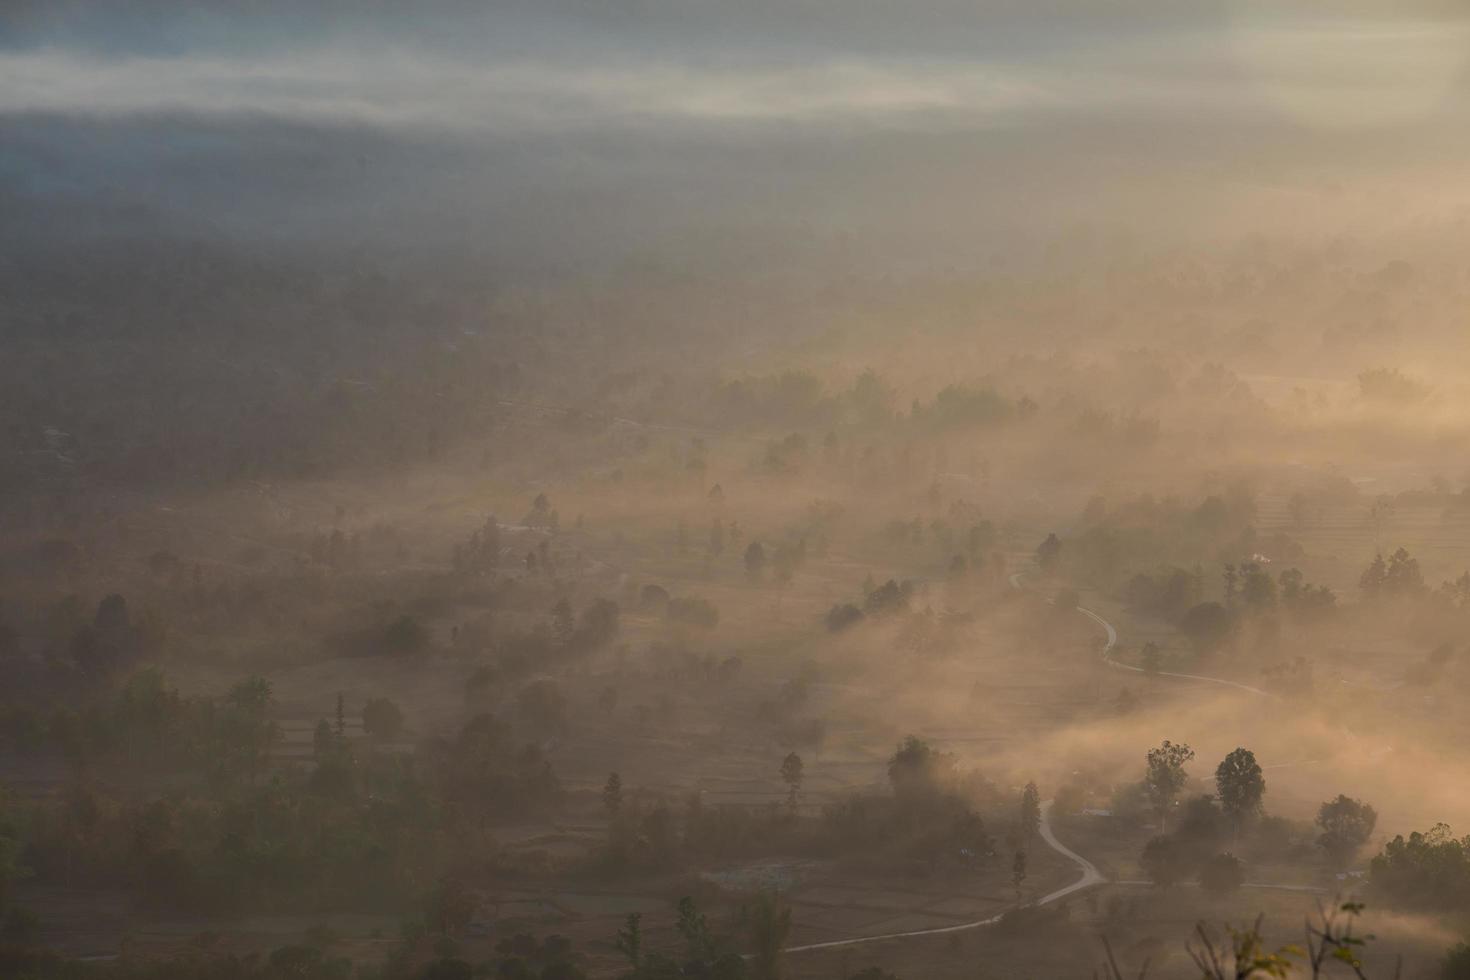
[3,1,1470,269]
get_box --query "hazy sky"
[4,1,1469,267]
[4,1,1468,130]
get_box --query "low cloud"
[2,15,1466,134]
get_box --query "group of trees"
[596,734,998,883]
[823,577,915,634]
[742,537,806,589]
[1058,490,1260,590]
[0,669,278,784]
[820,737,997,872]
[1134,741,1381,896]
[880,508,999,582]
[450,515,501,575]
[1360,548,1425,599]
[704,369,1033,444]
[610,895,752,979]
[1137,743,1261,893]
[0,667,566,928]
[1368,821,1470,911]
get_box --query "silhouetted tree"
[1036,533,1062,573]
[744,542,767,582]
[1178,602,1233,654]
[1317,795,1378,867]
[824,603,864,632]
[1020,781,1041,848]
[615,913,642,972]
[1197,853,1244,897]
[1215,748,1265,841]
[1145,740,1195,833]
[603,772,623,817]
[1140,834,1191,889]
[779,753,804,812]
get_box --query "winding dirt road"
[783,801,1095,955]
[782,570,1306,957]
[1009,571,1274,699]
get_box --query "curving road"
[782,569,1305,957]
[783,801,1095,956]
[1010,570,1274,699]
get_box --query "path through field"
[783,571,1306,956]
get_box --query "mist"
[4,2,1470,979]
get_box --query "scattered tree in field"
[526,493,555,529]
[1358,366,1430,404]
[1140,834,1191,889]
[571,598,620,652]
[1317,795,1378,867]
[383,614,428,655]
[1145,740,1195,833]
[675,895,714,963]
[1197,853,1245,897]
[1279,567,1336,617]
[1215,748,1265,839]
[863,579,910,616]
[744,542,767,582]
[1179,602,1233,653]
[1236,562,1276,611]
[1011,849,1027,900]
[615,913,642,972]
[219,676,278,785]
[1020,782,1041,848]
[95,593,130,631]
[71,593,144,678]
[825,603,864,632]
[887,736,956,800]
[1036,533,1062,573]
[312,718,334,759]
[603,772,623,817]
[779,752,804,812]
[361,697,404,742]
[1361,547,1425,599]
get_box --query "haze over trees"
[4,1,1470,977]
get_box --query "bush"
[825,603,864,632]
[362,698,405,741]
[1140,835,1193,889]
[384,615,429,655]
[1197,853,1245,896]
